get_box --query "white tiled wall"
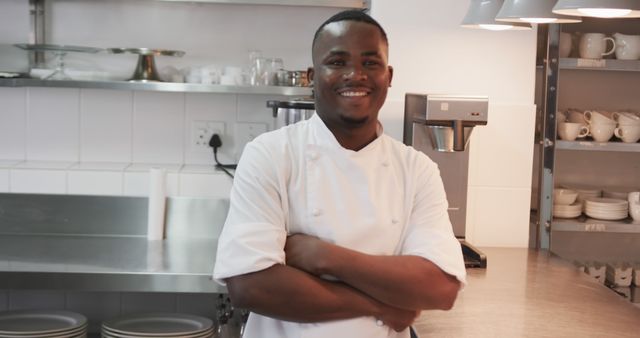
[0,87,273,198]
[80,90,133,163]
[27,88,80,162]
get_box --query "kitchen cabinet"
[533,18,640,264]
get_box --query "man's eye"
[327,60,345,66]
[364,60,381,67]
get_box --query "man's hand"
[378,307,421,332]
[284,234,332,276]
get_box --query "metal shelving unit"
[556,140,640,152]
[534,20,640,263]
[560,58,640,72]
[553,217,640,233]
[0,77,313,95]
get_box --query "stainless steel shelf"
[0,78,313,95]
[560,58,640,72]
[153,0,367,8]
[556,140,640,152]
[0,235,224,293]
[552,217,640,233]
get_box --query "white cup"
[614,124,640,143]
[629,192,640,223]
[589,122,616,142]
[584,110,616,125]
[613,33,640,60]
[567,110,587,126]
[613,112,640,125]
[560,32,572,58]
[579,33,616,59]
[558,122,589,141]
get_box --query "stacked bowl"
[553,188,581,218]
[0,310,87,338]
[584,198,629,221]
[101,313,214,338]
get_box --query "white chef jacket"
[214,113,466,338]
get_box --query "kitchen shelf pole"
[535,23,561,250]
[28,0,46,67]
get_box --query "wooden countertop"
[414,247,640,337]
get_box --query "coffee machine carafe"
[403,93,488,268]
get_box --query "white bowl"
[554,189,578,205]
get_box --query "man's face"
[309,21,393,129]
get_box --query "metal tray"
[14,43,103,53]
[107,47,185,57]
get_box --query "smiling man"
[213,10,466,338]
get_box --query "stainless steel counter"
[414,247,640,337]
[0,234,223,293]
[1,237,639,336]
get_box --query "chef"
[213,10,466,338]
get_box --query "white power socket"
[235,122,268,157]
[191,120,226,151]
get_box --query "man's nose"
[342,66,367,80]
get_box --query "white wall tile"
[8,290,66,310]
[0,169,9,192]
[132,92,185,164]
[67,171,123,196]
[179,172,233,198]
[121,292,177,315]
[468,104,536,189]
[236,94,280,126]
[80,89,133,162]
[176,293,218,319]
[184,93,237,165]
[123,171,179,197]
[65,291,121,332]
[468,186,531,247]
[0,87,26,160]
[10,169,67,194]
[27,88,80,162]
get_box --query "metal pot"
[267,99,315,129]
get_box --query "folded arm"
[285,234,461,311]
[225,264,418,331]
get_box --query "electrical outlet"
[191,120,226,151]
[235,122,268,156]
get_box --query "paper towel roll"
[147,167,167,241]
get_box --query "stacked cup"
[584,110,616,142]
[613,112,640,143]
[557,109,589,141]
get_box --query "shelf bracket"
[28,0,46,66]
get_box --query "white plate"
[101,327,212,338]
[102,313,213,336]
[0,310,86,335]
[585,197,628,206]
[585,210,628,220]
[554,210,582,218]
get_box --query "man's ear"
[307,67,314,85]
[387,65,394,87]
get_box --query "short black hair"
[312,10,388,51]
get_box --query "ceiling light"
[553,0,640,18]
[461,0,532,30]
[496,0,582,23]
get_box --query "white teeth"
[340,91,368,97]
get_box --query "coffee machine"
[403,93,488,268]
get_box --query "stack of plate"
[603,186,639,200]
[584,198,629,220]
[553,202,582,218]
[102,313,214,338]
[0,310,87,338]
